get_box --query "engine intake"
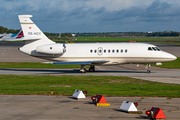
[36,43,66,54]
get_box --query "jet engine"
[36,44,66,54]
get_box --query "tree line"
[0,26,21,34]
[0,26,179,37]
[147,32,179,37]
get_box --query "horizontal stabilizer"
[53,60,109,65]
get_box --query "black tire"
[89,68,95,72]
[147,70,151,74]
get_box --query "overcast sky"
[1,0,180,33]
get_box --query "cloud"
[96,1,180,24]
[1,0,180,32]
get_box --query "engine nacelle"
[36,44,66,54]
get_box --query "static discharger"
[146,107,166,120]
[91,94,110,106]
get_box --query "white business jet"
[17,15,176,73]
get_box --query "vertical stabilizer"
[16,30,24,38]
[18,15,55,55]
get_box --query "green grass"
[0,62,81,69]
[0,75,180,97]
[54,37,180,43]
[152,57,180,69]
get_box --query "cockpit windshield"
[152,47,156,51]
[148,47,161,51]
[155,47,161,51]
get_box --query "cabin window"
[90,50,93,53]
[99,49,102,53]
[121,49,123,53]
[50,47,52,49]
[112,50,115,53]
[125,49,127,53]
[116,49,119,53]
[94,50,97,53]
[104,49,106,53]
[108,49,110,53]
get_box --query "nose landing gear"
[145,63,151,74]
[80,65,95,73]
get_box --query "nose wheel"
[147,70,151,74]
[145,63,151,74]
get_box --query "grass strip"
[53,37,180,42]
[0,75,180,97]
[152,57,180,69]
[0,62,81,69]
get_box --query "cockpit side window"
[148,47,152,51]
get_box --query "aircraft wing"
[53,60,109,65]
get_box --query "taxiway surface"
[0,95,180,120]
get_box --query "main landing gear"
[89,65,95,72]
[145,63,151,74]
[80,65,86,73]
[80,65,95,73]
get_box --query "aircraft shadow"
[0,68,147,75]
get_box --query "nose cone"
[170,54,177,61]
[162,51,177,62]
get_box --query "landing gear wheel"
[89,68,94,72]
[147,70,151,74]
[89,65,95,72]
[80,68,86,73]
[80,65,86,73]
[145,63,151,74]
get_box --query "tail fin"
[16,30,24,38]
[18,15,54,43]
[18,15,55,54]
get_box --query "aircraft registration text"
[28,32,41,35]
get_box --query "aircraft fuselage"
[19,42,177,65]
